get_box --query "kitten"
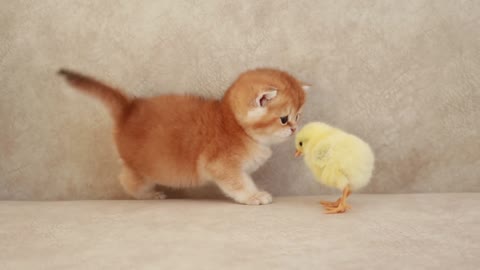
[58,68,307,205]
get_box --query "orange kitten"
[58,68,307,205]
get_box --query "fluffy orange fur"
[58,68,307,205]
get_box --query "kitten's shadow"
[157,183,225,200]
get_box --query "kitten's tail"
[58,68,130,122]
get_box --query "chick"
[295,122,374,214]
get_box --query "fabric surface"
[1,1,479,199]
[0,194,479,270]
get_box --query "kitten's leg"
[214,173,272,205]
[119,167,166,200]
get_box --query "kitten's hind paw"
[137,191,167,200]
[151,191,167,200]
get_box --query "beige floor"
[0,194,479,270]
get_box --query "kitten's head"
[224,68,309,145]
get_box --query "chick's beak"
[295,150,303,158]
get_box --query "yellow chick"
[295,122,374,214]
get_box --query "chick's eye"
[299,142,303,147]
[280,116,289,125]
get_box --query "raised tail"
[58,68,130,122]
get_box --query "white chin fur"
[262,129,293,145]
[275,128,293,138]
[249,129,293,145]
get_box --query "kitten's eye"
[299,142,303,147]
[296,114,300,121]
[280,116,289,125]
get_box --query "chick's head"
[295,122,335,157]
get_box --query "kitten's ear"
[301,83,311,91]
[255,89,277,107]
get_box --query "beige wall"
[1,0,479,200]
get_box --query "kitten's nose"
[290,127,297,133]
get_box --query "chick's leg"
[324,186,351,214]
[320,187,351,208]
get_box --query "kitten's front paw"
[244,191,273,205]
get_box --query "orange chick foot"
[324,203,351,214]
[320,199,341,208]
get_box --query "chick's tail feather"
[58,68,130,123]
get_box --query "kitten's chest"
[243,145,272,173]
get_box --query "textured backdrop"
[1,0,479,200]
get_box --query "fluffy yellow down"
[295,122,374,191]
